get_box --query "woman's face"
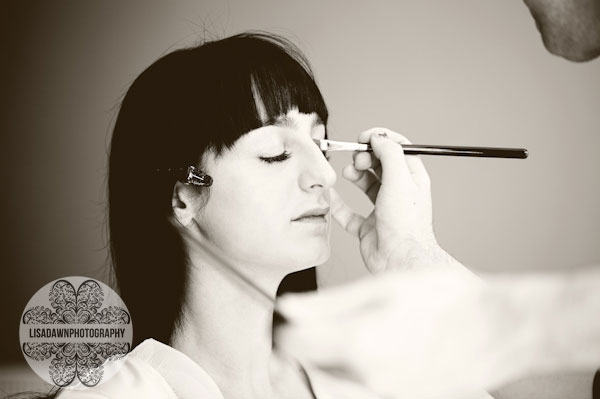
[195,109,337,273]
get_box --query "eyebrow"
[272,114,324,129]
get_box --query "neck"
[171,250,300,398]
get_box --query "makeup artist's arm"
[275,130,600,397]
[330,128,477,282]
[275,267,600,398]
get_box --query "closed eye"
[259,151,291,164]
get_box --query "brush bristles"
[313,139,329,152]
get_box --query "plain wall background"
[1,0,599,365]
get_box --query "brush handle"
[373,144,528,159]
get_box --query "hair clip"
[154,166,213,186]
[184,166,213,187]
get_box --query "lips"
[292,206,330,221]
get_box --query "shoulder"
[57,355,176,399]
[58,339,223,399]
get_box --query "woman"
[58,32,340,398]
[34,27,485,398]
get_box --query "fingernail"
[372,132,387,141]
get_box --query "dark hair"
[108,32,328,347]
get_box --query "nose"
[298,140,337,192]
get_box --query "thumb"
[369,133,411,186]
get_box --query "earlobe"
[171,181,195,226]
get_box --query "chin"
[315,243,331,265]
[296,241,331,268]
[276,231,331,269]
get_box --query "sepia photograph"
[1,1,599,398]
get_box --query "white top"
[57,339,223,399]
[57,339,493,398]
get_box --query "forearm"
[495,268,600,376]
[536,268,600,373]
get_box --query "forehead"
[270,110,324,129]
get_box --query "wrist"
[387,236,440,268]
[387,239,476,278]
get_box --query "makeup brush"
[314,139,528,159]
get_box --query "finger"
[369,131,426,182]
[353,151,382,181]
[369,133,412,185]
[404,155,430,188]
[371,161,382,180]
[359,128,421,183]
[342,163,364,181]
[330,188,365,237]
[363,129,430,186]
[358,127,411,145]
[353,151,373,170]
[342,164,380,203]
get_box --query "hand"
[275,270,536,398]
[331,128,458,274]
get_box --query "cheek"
[199,171,297,256]
[197,160,330,267]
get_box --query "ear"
[171,181,201,227]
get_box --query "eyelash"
[260,151,292,163]
[258,146,331,164]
